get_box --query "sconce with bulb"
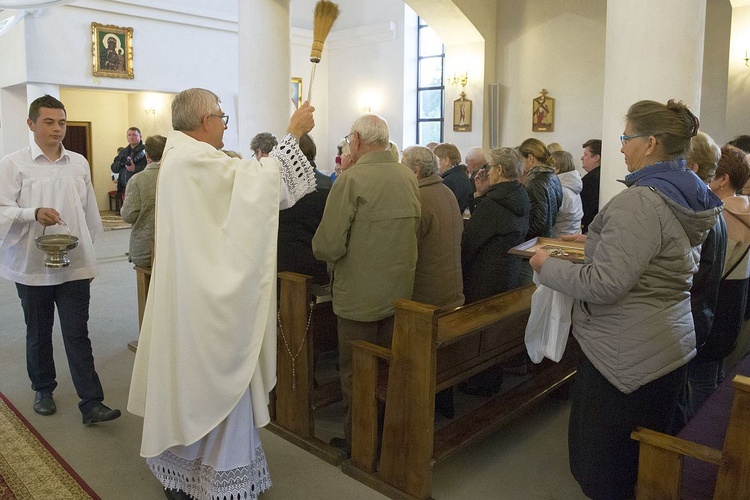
[448,72,469,98]
[745,50,749,67]
[144,107,156,116]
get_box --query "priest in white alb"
[128,88,317,500]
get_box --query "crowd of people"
[3,90,750,500]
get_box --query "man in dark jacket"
[277,133,331,285]
[434,142,473,215]
[580,139,601,233]
[111,127,147,200]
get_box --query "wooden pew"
[631,373,750,499]
[266,272,345,464]
[342,284,579,499]
[128,264,152,352]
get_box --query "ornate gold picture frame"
[91,22,134,79]
[291,77,302,110]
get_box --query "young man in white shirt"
[0,94,120,425]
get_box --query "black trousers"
[16,279,104,414]
[568,354,686,500]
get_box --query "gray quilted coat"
[539,163,722,393]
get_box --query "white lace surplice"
[147,388,271,500]
[138,134,315,500]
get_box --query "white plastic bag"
[525,273,574,363]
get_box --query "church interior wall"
[700,0,732,144]
[0,0,748,211]
[60,88,129,208]
[495,0,607,165]
[726,4,750,140]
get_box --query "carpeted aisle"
[99,211,131,231]
[0,392,100,500]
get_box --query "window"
[416,18,444,145]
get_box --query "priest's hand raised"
[287,101,315,140]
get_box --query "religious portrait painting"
[291,77,302,111]
[453,96,472,132]
[532,89,554,132]
[92,23,134,79]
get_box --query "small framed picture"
[92,23,134,79]
[532,90,555,132]
[453,97,472,132]
[291,77,302,111]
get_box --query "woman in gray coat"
[530,100,723,500]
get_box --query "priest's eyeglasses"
[209,114,230,126]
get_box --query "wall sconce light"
[745,50,749,67]
[448,72,469,98]
[144,107,156,116]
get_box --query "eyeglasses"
[620,133,649,147]
[209,114,230,126]
[344,132,355,144]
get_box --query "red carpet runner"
[0,392,100,499]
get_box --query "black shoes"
[33,391,56,416]
[82,403,121,425]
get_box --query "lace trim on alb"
[147,446,272,500]
[271,134,316,206]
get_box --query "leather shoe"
[33,391,56,416]
[82,403,121,425]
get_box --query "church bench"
[266,272,345,465]
[342,284,579,499]
[631,360,750,499]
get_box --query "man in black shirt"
[580,139,601,233]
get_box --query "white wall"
[726,5,750,139]
[496,0,607,163]
[322,0,407,168]
[700,0,732,143]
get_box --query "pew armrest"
[350,340,392,362]
[631,427,723,466]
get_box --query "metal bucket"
[34,221,78,268]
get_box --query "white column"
[238,0,290,158]
[600,0,707,204]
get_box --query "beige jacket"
[313,150,420,322]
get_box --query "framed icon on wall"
[92,22,134,79]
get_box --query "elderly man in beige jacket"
[313,114,420,453]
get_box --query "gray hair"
[351,114,389,149]
[251,132,278,154]
[685,131,721,183]
[550,151,576,173]
[172,88,221,132]
[402,145,438,178]
[465,147,487,165]
[489,147,524,180]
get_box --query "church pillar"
[600,0,707,203]
[238,0,291,158]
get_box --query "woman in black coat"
[462,147,530,303]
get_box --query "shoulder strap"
[723,243,750,281]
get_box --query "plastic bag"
[525,273,574,363]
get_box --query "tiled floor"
[0,228,586,499]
